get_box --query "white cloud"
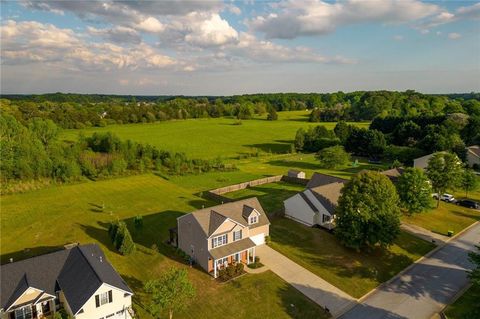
[250,0,440,39]
[448,32,462,40]
[184,13,238,47]
[136,17,164,33]
[417,2,480,32]
[87,26,142,44]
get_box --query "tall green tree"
[425,152,463,207]
[315,145,350,169]
[145,268,196,319]
[335,171,401,250]
[461,169,479,198]
[29,118,59,146]
[396,168,432,214]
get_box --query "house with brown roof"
[176,198,270,278]
[284,173,348,229]
[466,145,480,168]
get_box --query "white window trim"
[233,229,242,241]
[249,215,258,225]
[212,234,228,248]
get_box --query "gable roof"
[208,211,228,235]
[380,168,404,183]
[309,182,345,215]
[306,172,348,189]
[1,244,132,313]
[299,191,319,212]
[184,198,270,237]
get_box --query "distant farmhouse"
[287,170,306,179]
[176,198,270,278]
[466,145,480,168]
[284,173,348,229]
[1,244,133,319]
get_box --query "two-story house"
[177,198,270,278]
[0,244,133,319]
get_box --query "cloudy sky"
[1,0,479,95]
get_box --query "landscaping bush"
[218,263,244,281]
[109,220,136,255]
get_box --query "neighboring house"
[1,244,133,319]
[380,167,404,183]
[287,170,306,179]
[177,198,270,278]
[466,145,480,168]
[284,173,347,229]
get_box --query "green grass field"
[0,174,327,319]
[444,285,480,319]
[403,187,480,236]
[269,218,435,298]
[60,111,369,159]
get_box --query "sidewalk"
[401,222,447,245]
[256,245,356,318]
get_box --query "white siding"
[284,194,316,226]
[250,233,265,245]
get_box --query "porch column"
[247,249,250,265]
[252,247,255,263]
[214,260,217,278]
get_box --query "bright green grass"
[444,285,480,319]
[403,187,480,236]
[224,181,305,214]
[0,174,327,319]
[269,218,435,298]
[60,111,369,159]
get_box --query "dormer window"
[249,215,258,225]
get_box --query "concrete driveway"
[256,245,356,317]
[339,222,480,319]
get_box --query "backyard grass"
[60,111,369,159]
[403,187,480,236]
[268,218,435,298]
[0,174,327,319]
[444,285,480,319]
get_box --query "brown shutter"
[108,290,113,303]
[95,295,100,307]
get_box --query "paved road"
[256,245,356,317]
[340,222,480,319]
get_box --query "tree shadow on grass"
[0,245,65,264]
[451,209,480,220]
[244,143,291,154]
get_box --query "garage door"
[250,233,265,245]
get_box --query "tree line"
[0,115,233,193]
[1,91,479,128]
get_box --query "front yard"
[403,187,480,236]
[269,218,435,298]
[444,285,480,319]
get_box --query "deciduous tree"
[396,168,432,214]
[425,152,463,207]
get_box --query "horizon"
[1,0,480,95]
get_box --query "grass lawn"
[444,285,480,319]
[0,174,327,319]
[403,186,480,236]
[223,181,305,214]
[269,218,435,298]
[60,111,369,159]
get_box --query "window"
[217,257,228,267]
[233,230,242,241]
[249,215,258,225]
[116,310,125,317]
[106,313,115,318]
[322,214,331,223]
[234,252,241,262]
[14,306,32,319]
[95,290,113,308]
[211,234,228,248]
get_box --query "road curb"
[335,221,479,318]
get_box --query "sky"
[1,0,479,95]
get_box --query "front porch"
[208,238,257,278]
[6,298,56,319]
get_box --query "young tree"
[461,168,479,198]
[396,168,432,214]
[335,171,401,250]
[267,107,278,120]
[145,267,196,319]
[315,145,350,169]
[333,121,352,144]
[425,152,463,207]
[294,128,305,151]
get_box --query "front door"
[42,301,51,315]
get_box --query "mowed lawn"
[0,174,327,319]
[60,111,369,159]
[444,285,480,319]
[269,218,435,298]
[403,185,480,236]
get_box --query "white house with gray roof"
[177,198,270,278]
[0,244,133,319]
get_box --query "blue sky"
[1,0,479,95]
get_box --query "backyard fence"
[203,174,309,204]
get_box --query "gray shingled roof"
[1,244,132,313]
[306,172,348,189]
[310,182,345,215]
[209,238,256,259]
[185,198,269,237]
[299,192,319,212]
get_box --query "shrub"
[109,220,136,255]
